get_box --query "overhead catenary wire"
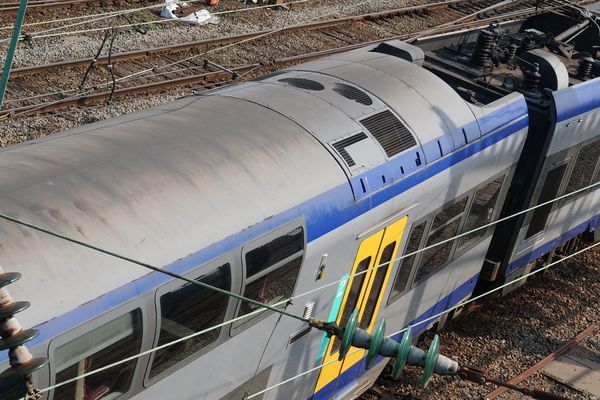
[17,235,600,400]
[0,212,309,324]
[0,161,598,332]
[245,240,600,399]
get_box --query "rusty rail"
[0,0,585,118]
[484,323,599,400]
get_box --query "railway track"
[0,0,143,13]
[0,0,590,118]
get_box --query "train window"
[331,257,371,353]
[360,243,395,329]
[236,226,304,325]
[456,175,506,255]
[0,376,26,400]
[414,197,468,283]
[388,221,427,304]
[53,310,142,400]
[245,227,304,278]
[563,139,600,201]
[150,264,231,378]
[526,164,568,238]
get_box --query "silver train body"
[1,10,599,400]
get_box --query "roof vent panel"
[332,83,373,106]
[359,110,417,157]
[331,132,368,167]
[278,78,325,91]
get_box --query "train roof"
[0,40,524,327]
[0,95,347,327]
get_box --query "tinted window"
[331,257,370,353]
[456,175,505,254]
[360,242,395,329]
[564,139,600,198]
[54,310,142,400]
[237,227,304,325]
[0,377,26,400]
[245,227,303,278]
[389,221,426,303]
[151,264,231,377]
[526,164,567,238]
[238,256,302,317]
[415,197,468,283]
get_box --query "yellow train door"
[313,216,408,396]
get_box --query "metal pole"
[0,0,29,110]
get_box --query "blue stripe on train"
[505,212,600,276]
[553,77,600,123]
[0,111,527,364]
[311,274,479,400]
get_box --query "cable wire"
[0,211,309,323]
[1,161,598,329]
[245,240,600,399]
[20,237,600,400]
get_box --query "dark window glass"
[245,227,304,278]
[151,264,231,377]
[389,222,426,303]
[564,139,600,198]
[415,198,468,283]
[526,164,568,238]
[432,197,468,230]
[331,257,370,354]
[238,256,302,318]
[0,376,26,400]
[54,310,143,400]
[456,175,505,254]
[360,243,395,329]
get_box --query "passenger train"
[1,5,599,400]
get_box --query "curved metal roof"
[0,95,347,327]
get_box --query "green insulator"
[422,334,440,388]
[0,358,47,379]
[392,326,412,379]
[0,272,21,289]
[365,319,385,370]
[0,329,39,351]
[339,309,359,360]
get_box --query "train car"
[414,7,600,295]
[0,6,598,400]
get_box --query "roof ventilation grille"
[278,77,325,91]
[332,83,373,106]
[331,132,369,167]
[359,110,416,157]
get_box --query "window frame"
[453,172,507,259]
[521,157,570,243]
[48,302,146,400]
[559,137,600,206]
[230,219,306,335]
[387,215,430,305]
[410,193,472,288]
[145,254,236,385]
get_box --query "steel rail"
[0,0,585,117]
[1,0,465,79]
[0,0,141,13]
[0,64,257,115]
[484,323,599,400]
